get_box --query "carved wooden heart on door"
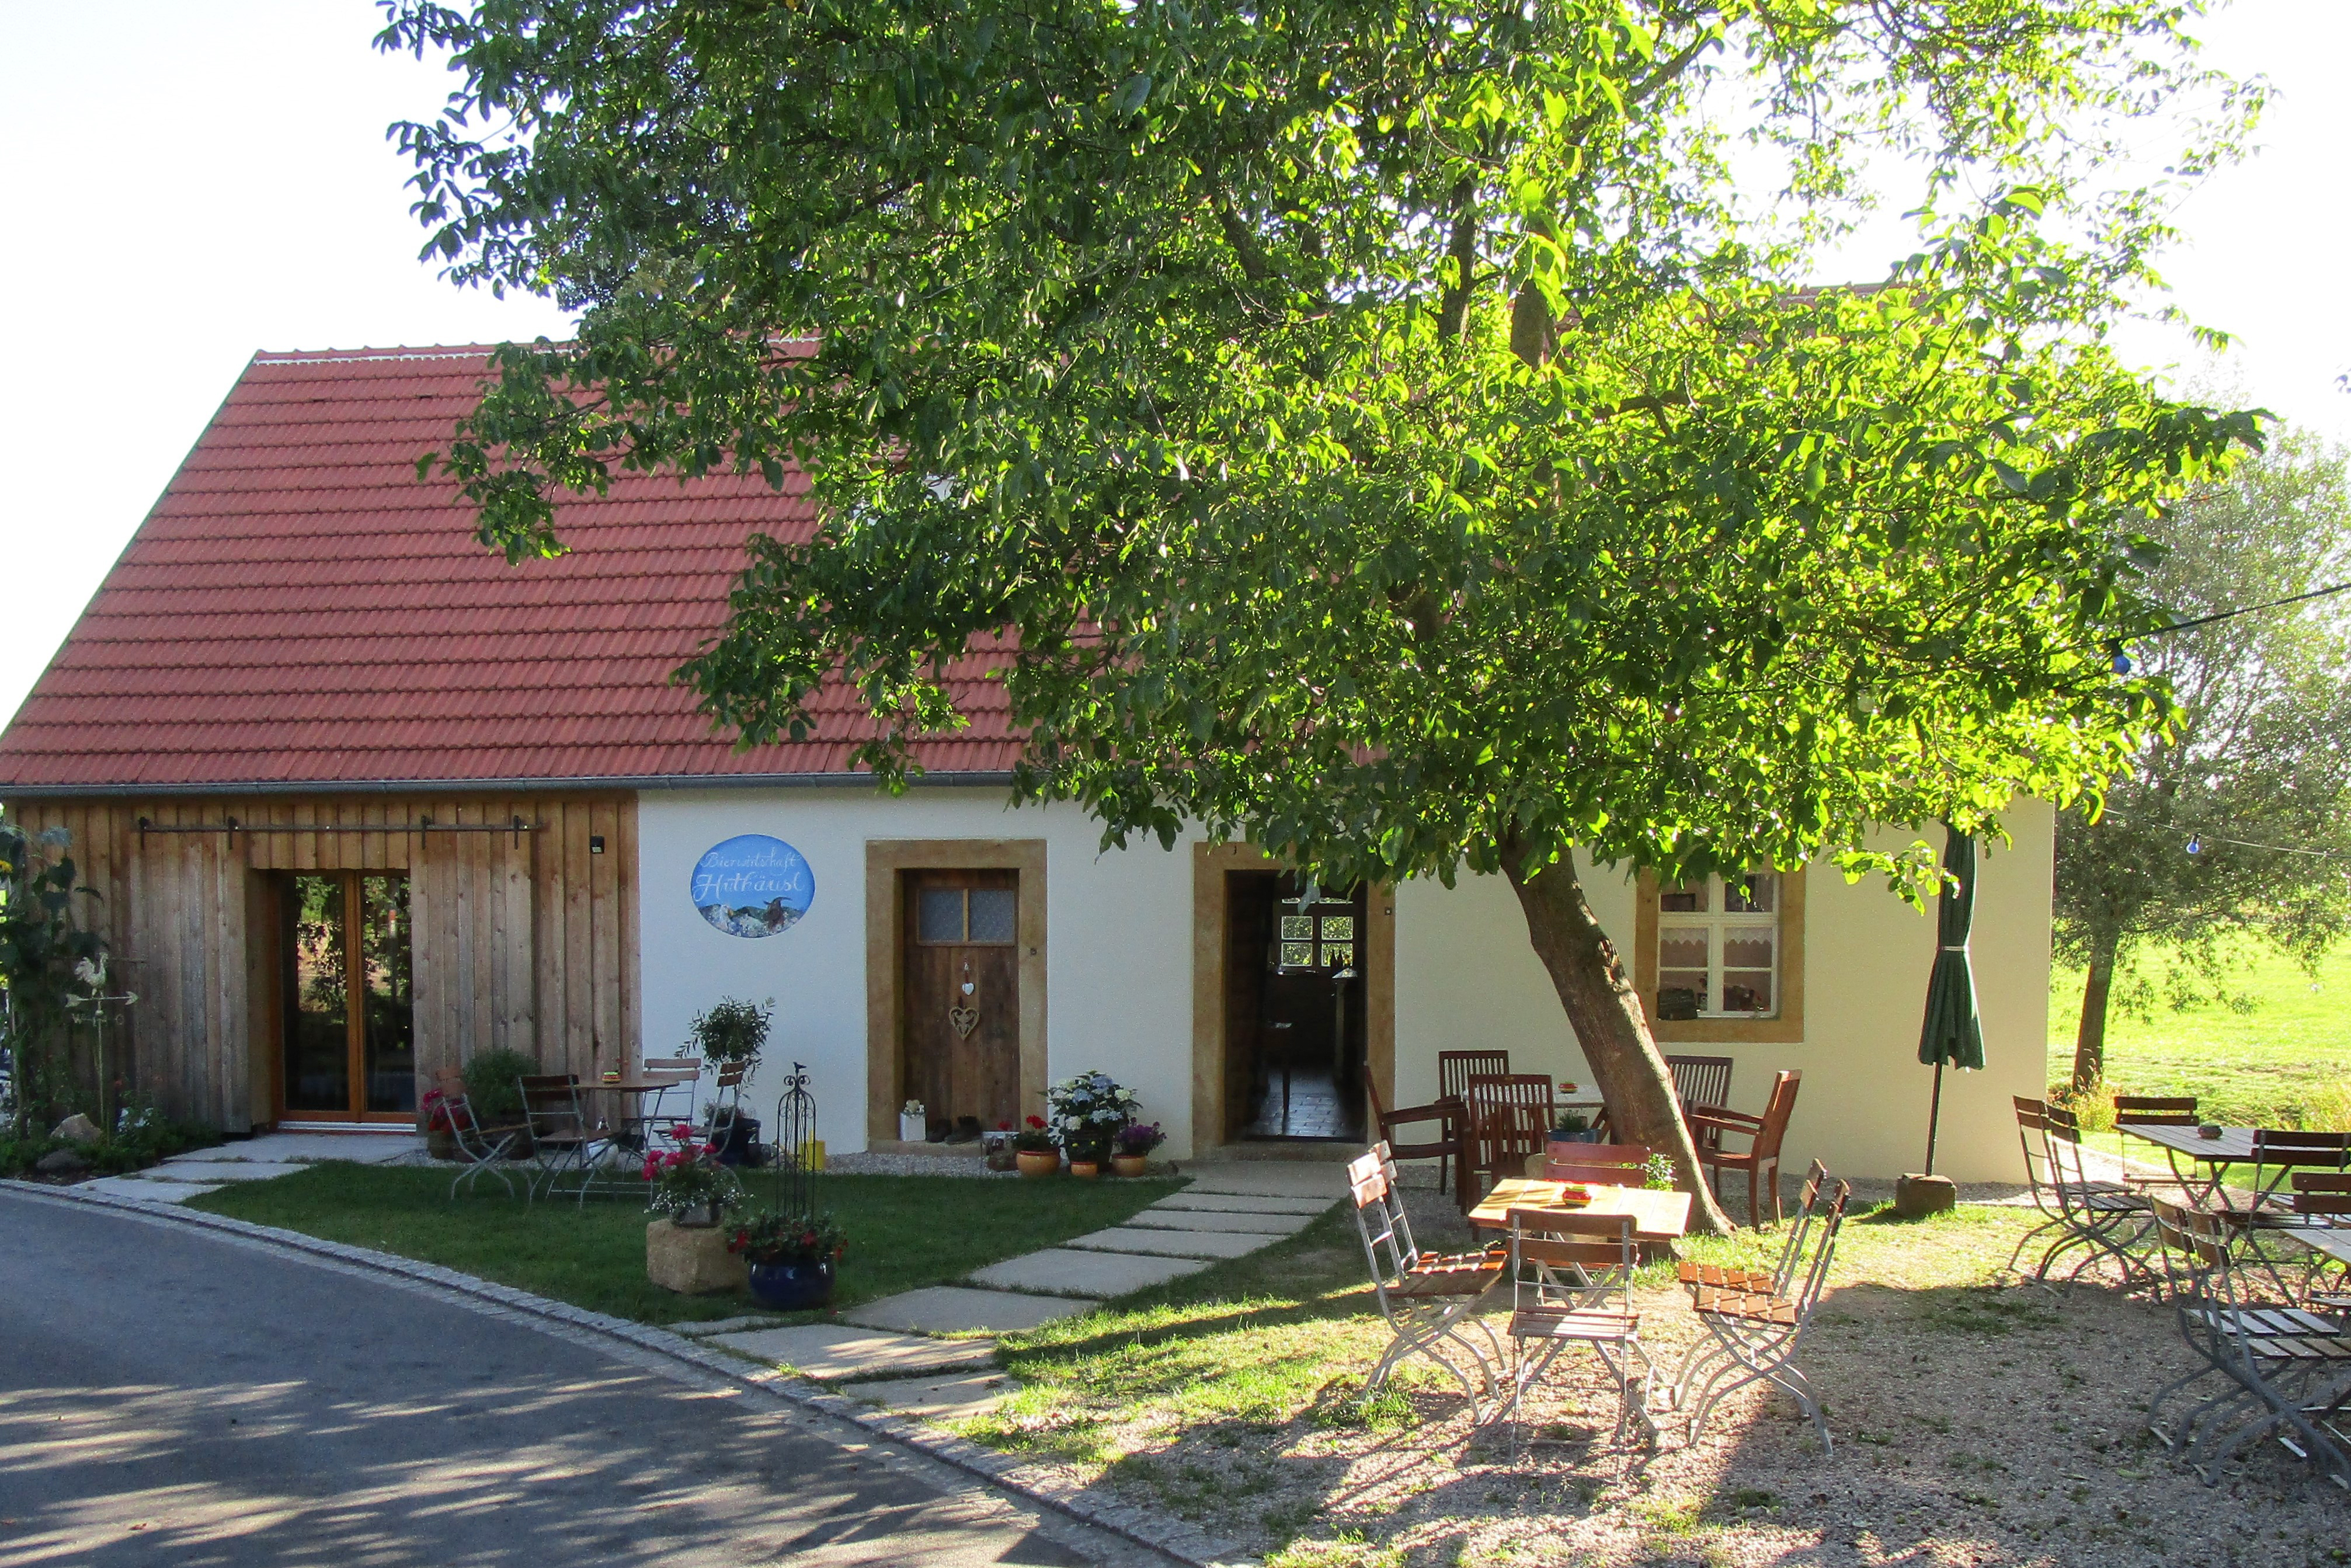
[949,1005,980,1039]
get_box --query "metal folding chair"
[1346,1149,1505,1407]
[1677,1160,1832,1301]
[519,1073,621,1205]
[639,1055,703,1133]
[443,1091,518,1200]
[2005,1097,2157,1289]
[1661,1176,1851,1454]
[1498,1207,1653,1452]
[2146,1197,2351,1488]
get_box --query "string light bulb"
[2111,648,2134,675]
[2186,835,2203,856]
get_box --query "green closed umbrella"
[1917,822,1985,1176]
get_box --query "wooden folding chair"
[1678,1160,1833,1301]
[2114,1095,2199,1127]
[639,1055,704,1134]
[2011,1098,2161,1289]
[519,1074,621,1205]
[2290,1173,2351,1312]
[1362,1065,1463,1194]
[443,1091,519,1200]
[1345,1149,1505,1407]
[2146,1198,2351,1488]
[1688,1069,1802,1226]
[1498,1207,1653,1451]
[1661,1176,1852,1454]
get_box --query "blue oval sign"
[691,835,815,938]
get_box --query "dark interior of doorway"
[1225,871,1367,1142]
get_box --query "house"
[0,346,2050,1181]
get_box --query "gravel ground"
[978,1189,2351,1568]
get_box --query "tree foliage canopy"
[378,0,2260,898]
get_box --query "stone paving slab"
[848,1369,1017,1419]
[669,1315,789,1338]
[1121,1207,1314,1236]
[163,1132,423,1165]
[142,1162,307,1184]
[969,1247,1207,1298]
[844,1286,1099,1334]
[76,1176,222,1202]
[1173,1163,1351,1200]
[705,1323,997,1381]
[1063,1226,1271,1260]
[1149,1191,1334,1216]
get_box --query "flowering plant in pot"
[419,1089,459,1161]
[729,1210,848,1309]
[1110,1121,1164,1177]
[1011,1114,1060,1177]
[642,1139,746,1226]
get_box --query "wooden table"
[1467,1177,1693,1241]
[2286,1225,2351,1271]
[2122,1124,2263,1209]
[592,1076,696,1149]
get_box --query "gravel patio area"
[971,1188,2351,1568]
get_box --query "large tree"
[380,0,2259,1230]
[2057,429,2351,1093]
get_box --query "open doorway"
[1223,871,1367,1142]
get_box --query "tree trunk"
[2071,926,2121,1093]
[1501,834,1737,1236]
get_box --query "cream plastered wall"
[637,787,1197,1157]
[1389,807,2052,1184]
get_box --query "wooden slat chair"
[2146,1198,2351,1488]
[1362,1065,1463,1194]
[1463,1074,1557,1214]
[1543,1143,1652,1186]
[1678,1160,1832,1302]
[1499,1207,1653,1451]
[519,1074,618,1205]
[1665,1054,1734,1153]
[2291,1173,2351,1311]
[2114,1095,2200,1127]
[443,1091,519,1200]
[1345,1149,1505,1408]
[1661,1176,1852,1455]
[2036,1099,2162,1289]
[1437,1050,1511,1108]
[1687,1070,1802,1227]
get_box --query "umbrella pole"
[1924,1059,1946,1177]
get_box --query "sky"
[1,1,2345,728]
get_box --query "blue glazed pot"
[746,1259,835,1311]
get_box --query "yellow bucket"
[798,1139,826,1172]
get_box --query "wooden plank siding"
[1,794,640,1129]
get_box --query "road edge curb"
[1,1178,1249,1568]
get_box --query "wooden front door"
[902,870,1021,1137]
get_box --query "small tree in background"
[2057,429,2351,1094]
[0,820,108,1137]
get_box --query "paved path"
[76,1129,424,1204]
[707,1162,1347,1418]
[0,1188,1164,1568]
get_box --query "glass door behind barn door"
[279,872,416,1121]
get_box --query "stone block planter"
[646,1218,747,1295]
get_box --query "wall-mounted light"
[590,835,606,854]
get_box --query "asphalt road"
[0,1190,1149,1568]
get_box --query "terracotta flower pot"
[1068,1159,1101,1180]
[1111,1155,1149,1178]
[1016,1150,1060,1178]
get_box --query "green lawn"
[2047,938,2351,1129]
[187,1164,1180,1326]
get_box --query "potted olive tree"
[690,996,772,1162]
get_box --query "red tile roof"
[0,346,1017,792]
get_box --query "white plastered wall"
[1390,805,2053,1183]
[636,788,1197,1157]
[640,785,2052,1178]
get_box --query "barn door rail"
[137,813,537,843]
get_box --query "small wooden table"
[593,1076,696,1150]
[1467,1177,1693,1242]
[2122,1124,2262,1209]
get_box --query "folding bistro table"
[1467,1178,1693,1244]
